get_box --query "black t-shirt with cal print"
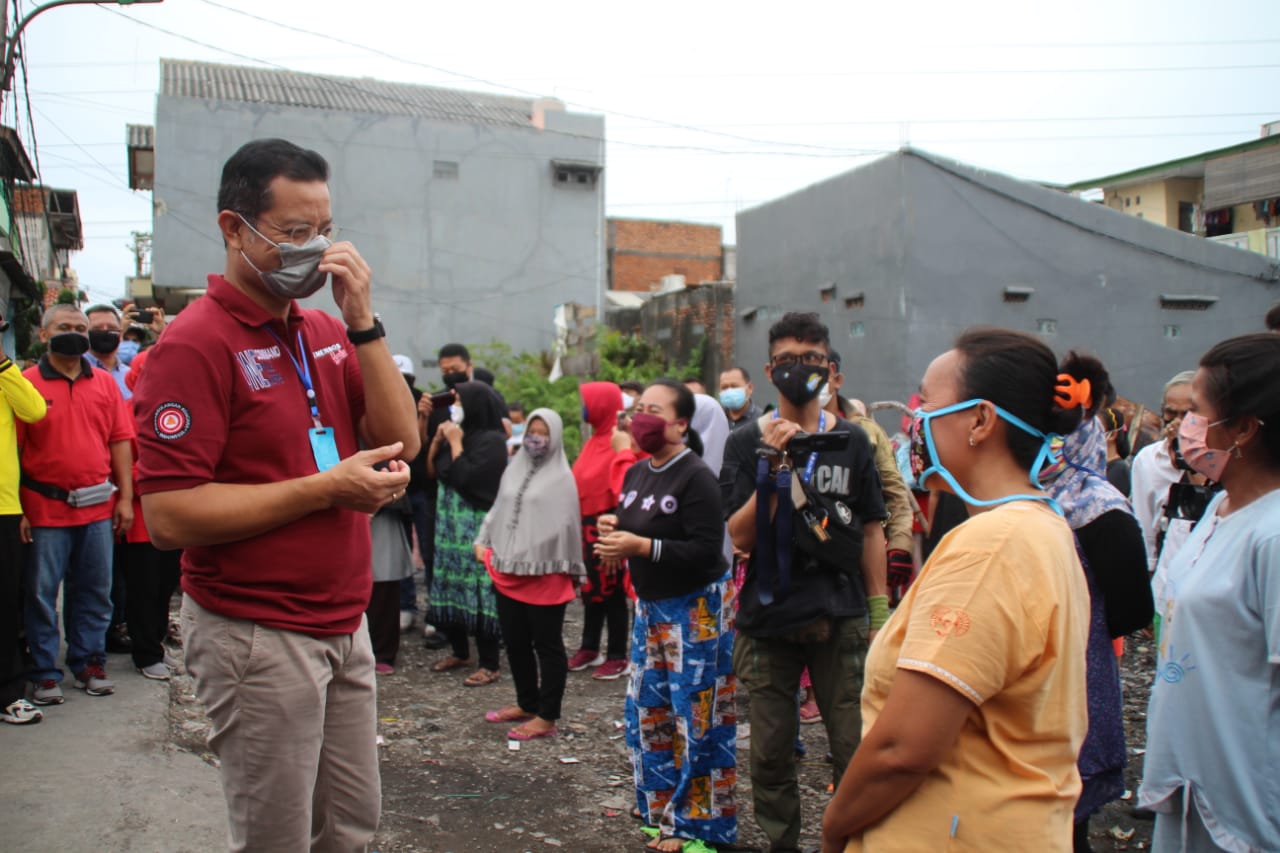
[720,417,886,637]
[615,450,728,601]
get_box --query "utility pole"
[1,1,165,106]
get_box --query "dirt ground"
[167,604,1158,853]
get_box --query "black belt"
[20,476,71,502]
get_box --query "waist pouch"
[22,476,117,508]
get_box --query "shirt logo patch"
[235,345,283,392]
[930,606,972,639]
[312,342,347,365]
[659,495,678,514]
[834,501,853,525]
[154,402,192,440]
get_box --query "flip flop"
[463,668,500,687]
[506,722,558,741]
[431,656,471,672]
[485,707,534,723]
[638,827,717,853]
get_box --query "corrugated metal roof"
[127,124,154,149]
[161,59,536,128]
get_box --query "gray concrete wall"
[735,152,1280,417]
[152,96,604,367]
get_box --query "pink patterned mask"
[1177,413,1232,482]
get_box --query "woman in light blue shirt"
[1141,333,1280,851]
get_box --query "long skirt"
[426,484,499,640]
[625,573,737,846]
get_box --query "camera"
[134,309,155,324]
[428,389,456,409]
[787,430,851,456]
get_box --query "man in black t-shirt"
[720,312,887,852]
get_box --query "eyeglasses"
[770,351,829,369]
[249,215,339,246]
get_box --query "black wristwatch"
[346,314,385,345]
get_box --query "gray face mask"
[238,214,331,300]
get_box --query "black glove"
[887,549,914,588]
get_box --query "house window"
[1037,318,1058,336]
[1164,325,1181,339]
[849,321,865,338]
[819,282,836,303]
[1003,286,1034,303]
[551,160,601,189]
[1125,198,1131,208]
[1178,202,1195,233]
[1160,294,1218,311]
[844,293,865,309]
[433,160,458,179]
[1136,195,1141,205]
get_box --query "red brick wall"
[608,218,723,292]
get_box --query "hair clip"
[1054,374,1092,410]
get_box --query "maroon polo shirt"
[18,356,134,527]
[134,274,369,637]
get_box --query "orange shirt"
[847,501,1089,853]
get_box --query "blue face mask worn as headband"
[910,398,1063,515]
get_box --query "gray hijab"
[475,408,586,578]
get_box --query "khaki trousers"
[182,594,381,853]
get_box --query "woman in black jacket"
[595,379,737,853]
[426,381,509,686]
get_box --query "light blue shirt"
[87,353,131,400]
[1140,489,1280,850]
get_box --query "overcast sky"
[12,0,1279,305]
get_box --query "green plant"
[467,329,707,461]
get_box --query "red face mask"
[629,412,679,454]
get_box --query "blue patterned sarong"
[625,573,737,846]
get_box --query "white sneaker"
[137,662,171,681]
[399,610,415,633]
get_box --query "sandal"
[463,668,500,687]
[431,656,471,672]
[507,721,557,741]
[1,699,43,725]
[485,706,534,723]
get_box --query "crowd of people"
[2,136,1278,853]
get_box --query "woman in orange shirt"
[822,328,1092,853]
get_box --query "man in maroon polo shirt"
[132,139,420,852]
[18,303,134,706]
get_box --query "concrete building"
[1067,123,1280,259]
[1,127,41,354]
[735,148,1280,413]
[11,185,83,307]
[143,59,605,366]
[607,218,726,292]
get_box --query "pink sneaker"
[799,699,822,724]
[567,649,605,672]
[374,663,395,675]
[592,659,630,680]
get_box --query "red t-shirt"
[483,547,575,606]
[133,275,369,637]
[18,357,135,527]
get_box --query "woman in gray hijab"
[474,408,587,740]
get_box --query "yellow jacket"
[1,357,47,515]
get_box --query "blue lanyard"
[774,410,826,485]
[263,327,322,428]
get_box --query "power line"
[175,1,884,156]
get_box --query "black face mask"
[49,332,90,357]
[770,364,828,406]
[442,371,469,388]
[88,330,121,355]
